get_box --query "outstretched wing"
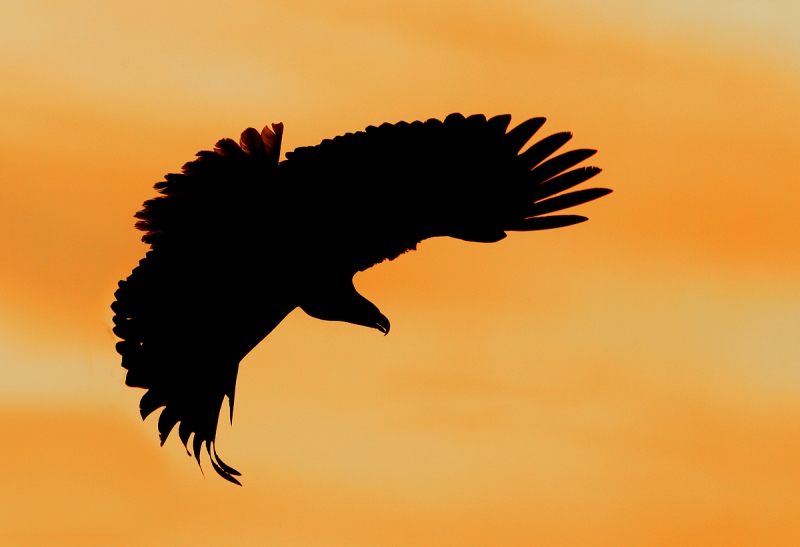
[113,114,611,485]
[112,125,294,484]
[278,113,610,275]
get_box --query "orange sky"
[1,1,799,545]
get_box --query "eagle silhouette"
[112,113,611,484]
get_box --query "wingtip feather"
[508,215,589,231]
[505,117,547,153]
[528,188,613,217]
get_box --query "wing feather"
[113,128,294,483]
[278,114,610,274]
[526,188,613,217]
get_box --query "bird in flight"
[111,113,611,484]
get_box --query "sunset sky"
[1,1,799,545]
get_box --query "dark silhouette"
[112,113,611,484]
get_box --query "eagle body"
[112,113,611,483]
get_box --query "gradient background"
[1,1,799,545]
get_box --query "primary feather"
[112,113,611,484]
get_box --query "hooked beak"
[374,313,391,335]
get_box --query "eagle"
[111,113,611,484]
